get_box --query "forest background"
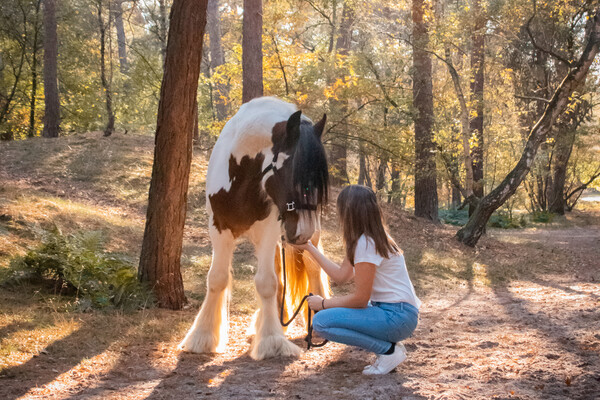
[2,0,599,224]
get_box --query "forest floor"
[1,132,599,400]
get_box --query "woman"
[293,185,421,375]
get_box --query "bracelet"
[322,298,326,310]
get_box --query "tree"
[328,0,354,185]
[412,0,438,221]
[42,0,60,138]
[28,0,42,138]
[207,0,228,120]
[242,0,263,103]
[96,0,115,137]
[138,0,208,310]
[548,98,592,214]
[111,0,128,74]
[456,8,600,246]
[469,0,485,213]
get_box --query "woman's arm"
[292,241,354,284]
[307,262,376,310]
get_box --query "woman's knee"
[396,312,419,341]
[311,309,332,333]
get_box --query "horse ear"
[285,110,302,148]
[313,114,327,140]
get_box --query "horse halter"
[261,154,318,213]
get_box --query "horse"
[179,96,331,360]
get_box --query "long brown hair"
[337,185,399,264]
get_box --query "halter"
[261,154,318,213]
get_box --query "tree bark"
[207,0,228,120]
[158,0,168,66]
[138,0,208,310]
[328,1,353,186]
[412,0,438,221]
[456,11,600,246]
[469,0,485,214]
[547,98,590,215]
[28,0,42,138]
[42,0,60,138]
[97,0,115,137]
[376,157,387,192]
[112,0,128,74]
[547,127,576,214]
[358,143,371,187]
[451,184,462,210]
[242,0,263,103]
[443,46,473,197]
[389,163,401,204]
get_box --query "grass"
[0,131,597,379]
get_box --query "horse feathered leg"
[179,226,234,354]
[249,220,301,360]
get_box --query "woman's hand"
[289,240,314,253]
[307,294,325,311]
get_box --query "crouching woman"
[293,185,421,375]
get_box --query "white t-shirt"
[354,234,422,309]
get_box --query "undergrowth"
[1,227,153,311]
[440,209,528,229]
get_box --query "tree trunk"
[42,0,60,138]
[28,0,42,138]
[547,128,576,214]
[469,0,485,214]
[207,0,229,120]
[242,0,263,103]
[389,162,401,204]
[412,0,438,221]
[139,0,208,310]
[376,157,387,192]
[443,46,473,197]
[193,95,199,143]
[456,12,600,246]
[97,0,115,137]
[112,0,129,74]
[358,144,370,187]
[158,0,168,66]
[451,184,461,210]
[328,1,353,186]
[328,0,337,53]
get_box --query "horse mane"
[291,121,329,207]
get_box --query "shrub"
[4,227,153,310]
[488,213,527,229]
[531,210,556,223]
[439,209,470,226]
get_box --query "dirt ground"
[2,221,599,400]
[1,134,599,399]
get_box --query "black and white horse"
[179,97,330,359]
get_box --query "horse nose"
[287,234,307,245]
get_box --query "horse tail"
[275,243,310,327]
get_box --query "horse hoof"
[178,331,223,354]
[250,334,301,360]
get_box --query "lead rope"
[279,241,328,350]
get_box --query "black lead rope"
[279,242,328,350]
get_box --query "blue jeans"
[312,301,419,354]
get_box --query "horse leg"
[250,226,301,360]
[179,226,234,353]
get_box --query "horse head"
[264,110,328,245]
